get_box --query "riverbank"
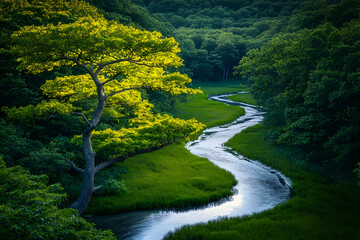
[86,82,247,214]
[165,123,360,239]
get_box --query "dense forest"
[135,0,308,81]
[237,0,360,178]
[1,0,359,239]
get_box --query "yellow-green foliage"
[2,100,75,120]
[9,13,202,102]
[5,11,206,160]
[11,16,183,74]
[72,114,204,158]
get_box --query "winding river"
[89,92,292,240]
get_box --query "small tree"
[5,15,204,214]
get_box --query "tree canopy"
[6,15,203,149]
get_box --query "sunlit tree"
[5,15,204,214]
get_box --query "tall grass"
[164,124,360,240]
[86,81,246,214]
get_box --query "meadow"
[176,81,247,128]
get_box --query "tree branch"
[101,78,116,86]
[95,58,161,75]
[101,73,122,86]
[93,185,103,192]
[76,50,82,62]
[104,86,152,99]
[65,160,85,174]
[71,112,90,125]
[105,70,126,83]
[95,137,184,173]
[95,58,130,75]
[56,56,93,74]
[128,59,160,68]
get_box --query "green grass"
[164,124,360,240]
[176,95,244,128]
[176,81,247,128]
[86,142,236,214]
[192,80,249,96]
[86,81,246,214]
[227,93,257,105]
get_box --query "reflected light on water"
[131,194,243,240]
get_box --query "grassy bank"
[165,124,360,240]
[86,81,246,214]
[86,142,237,214]
[227,93,257,105]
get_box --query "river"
[89,92,292,240]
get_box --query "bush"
[102,178,128,195]
[0,157,115,239]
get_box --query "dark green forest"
[1,0,359,239]
[135,0,308,81]
[237,0,360,178]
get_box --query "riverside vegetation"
[165,113,360,240]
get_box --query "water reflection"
[89,92,291,240]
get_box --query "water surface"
[89,92,291,239]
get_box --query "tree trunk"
[70,131,96,215]
[71,75,105,215]
[224,65,230,81]
[222,65,227,81]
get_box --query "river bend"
[89,92,292,239]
